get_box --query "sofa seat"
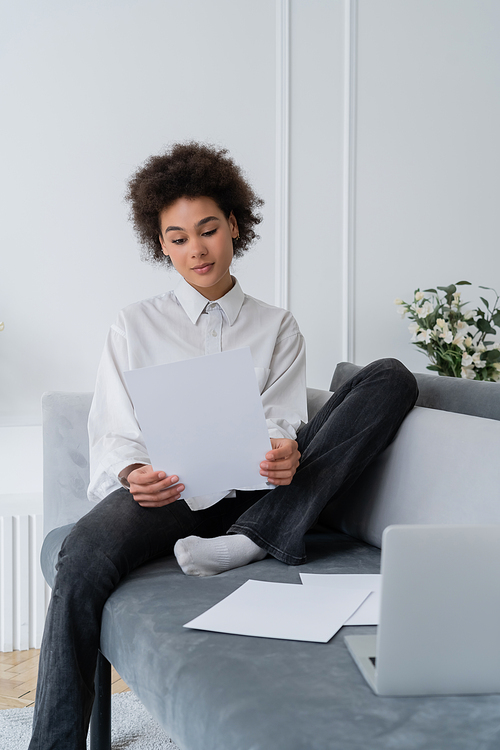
[41,526,500,750]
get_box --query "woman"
[30,142,417,749]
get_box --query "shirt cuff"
[266,419,297,441]
[118,463,148,488]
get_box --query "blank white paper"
[184,579,372,642]
[123,348,271,499]
[300,574,381,626]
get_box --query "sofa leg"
[90,650,112,750]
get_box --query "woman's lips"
[192,263,214,275]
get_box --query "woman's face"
[159,196,239,301]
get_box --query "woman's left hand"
[260,438,300,486]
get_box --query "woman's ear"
[229,212,239,239]
[159,234,169,257]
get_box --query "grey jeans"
[29,358,418,750]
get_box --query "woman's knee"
[40,524,76,588]
[381,358,418,404]
[53,495,132,589]
[53,522,121,600]
[360,358,418,408]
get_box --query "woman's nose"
[190,237,207,256]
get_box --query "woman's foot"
[174,534,267,576]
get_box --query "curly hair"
[125,142,264,266]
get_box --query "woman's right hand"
[124,464,185,508]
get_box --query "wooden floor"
[0,649,130,710]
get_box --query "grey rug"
[0,692,181,749]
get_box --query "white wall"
[353,0,500,370]
[0,0,277,426]
[1,0,500,495]
[289,0,346,389]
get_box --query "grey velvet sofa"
[41,363,500,750]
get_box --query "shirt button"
[211,331,217,337]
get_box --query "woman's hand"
[121,464,185,507]
[260,438,300,486]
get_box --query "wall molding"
[275,0,290,310]
[341,0,358,362]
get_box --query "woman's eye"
[172,238,186,245]
[202,228,217,237]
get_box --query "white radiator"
[0,513,50,651]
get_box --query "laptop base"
[344,634,378,693]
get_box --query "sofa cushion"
[330,361,500,421]
[305,386,333,419]
[319,405,500,547]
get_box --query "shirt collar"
[173,276,245,326]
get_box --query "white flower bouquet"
[395,281,500,381]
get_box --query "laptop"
[344,524,500,696]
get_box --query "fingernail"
[171,476,179,483]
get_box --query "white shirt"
[87,277,307,510]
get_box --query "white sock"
[174,534,267,577]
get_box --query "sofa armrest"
[42,391,93,537]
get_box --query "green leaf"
[426,365,441,372]
[492,311,500,327]
[485,349,500,363]
[456,280,471,285]
[480,296,490,310]
[437,285,457,296]
[479,285,494,291]
[476,318,496,335]
[424,288,437,294]
[437,350,454,363]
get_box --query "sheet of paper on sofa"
[299,574,381,625]
[183,579,372,642]
[123,348,271,499]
